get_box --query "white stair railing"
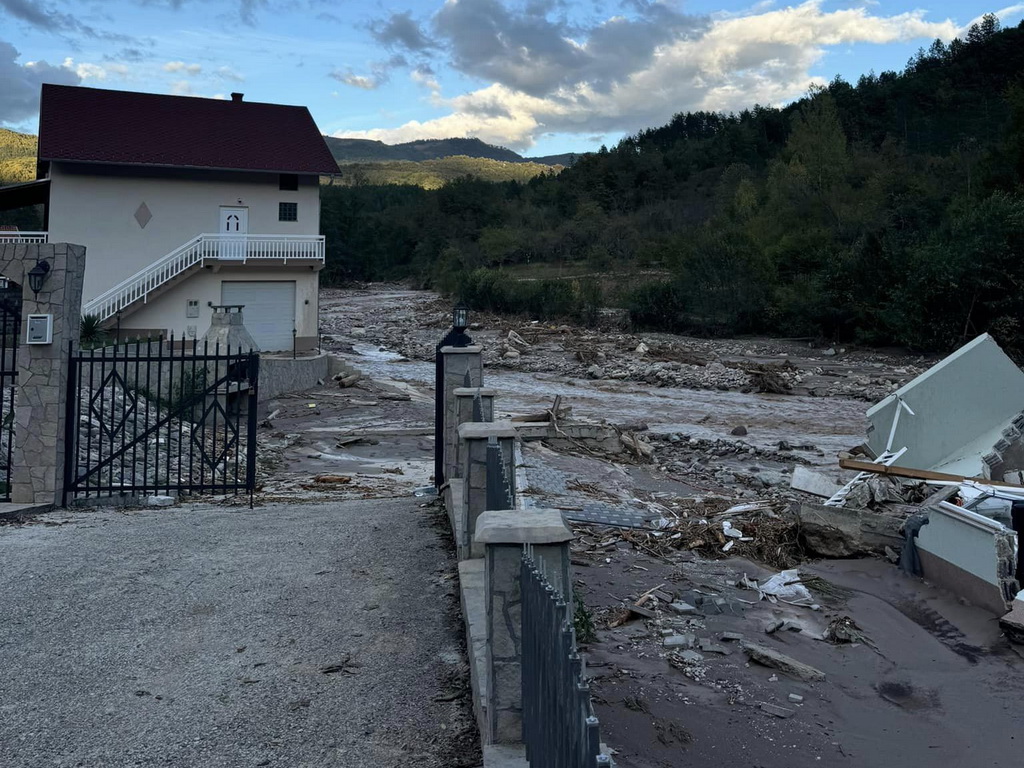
[0,231,48,244]
[83,234,325,321]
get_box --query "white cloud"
[62,57,130,81]
[170,79,194,95]
[214,65,244,82]
[338,1,961,149]
[163,60,202,75]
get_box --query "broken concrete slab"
[998,594,1024,644]
[668,601,698,615]
[790,465,843,498]
[795,501,905,558]
[760,702,796,718]
[743,643,826,682]
[663,633,695,649]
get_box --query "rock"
[586,364,605,379]
[760,702,795,718]
[351,326,367,336]
[503,348,521,359]
[788,694,804,704]
[823,347,837,356]
[731,425,748,436]
[720,632,744,642]
[764,620,785,635]
[677,650,704,664]
[635,342,649,356]
[146,495,174,507]
[743,643,826,682]
[668,601,698,615]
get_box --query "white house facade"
[8,84,339,352]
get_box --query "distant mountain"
[323,136,578,167]
[327,156,560,189]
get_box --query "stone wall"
[258,352,331,403]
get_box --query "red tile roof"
[37,84,339,175]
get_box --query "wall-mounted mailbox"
[26,314,53,345]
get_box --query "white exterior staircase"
[82,233,325,322]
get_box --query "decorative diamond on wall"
[134,202,152,229]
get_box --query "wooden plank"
[837,458,1024,489]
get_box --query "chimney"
[231,92,244,102]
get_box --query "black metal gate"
[0,291,20,502]
[63,338,259,506]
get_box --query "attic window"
[279,174,299,191]
[279,202,298,222]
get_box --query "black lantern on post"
[452,304,469,333]
[27,259,50,296]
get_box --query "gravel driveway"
[0,499,478,767]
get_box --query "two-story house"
[19,84,338,351]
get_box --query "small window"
[279,202,298,222]
[279,174,299,191]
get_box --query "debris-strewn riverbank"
[304,286,1022,768]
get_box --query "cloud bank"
[338,0,961,150]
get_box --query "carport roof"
[0,179,49,211]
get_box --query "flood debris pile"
[791,333,1024,629]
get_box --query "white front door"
[218,207,248,259]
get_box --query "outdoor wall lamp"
[28,259,50,296]
[452,304,469,332]
[0,276,8,290]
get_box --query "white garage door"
[221,281,296,352]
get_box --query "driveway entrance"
[0,499,477,767]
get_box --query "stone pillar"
[458,420,516,559]
[476,508,573,744]
[0,243,86,506]
[441,345,482,485]
[449,386,496,482]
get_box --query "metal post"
[292,327,297,359]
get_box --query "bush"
[453,268,606,325]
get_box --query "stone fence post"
[0,243,86,506]
[476,508,572,744]
[440,345,482,486]
[458,420,516,559]
[448,386,495,482]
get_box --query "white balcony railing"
[0,231,48,244]
[83,233,325,321]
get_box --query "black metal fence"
[63,338,259,506]
[521,548,609,768]
[486,435,514,511]
[0,295,19,501]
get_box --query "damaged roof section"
[866,333,1024,482]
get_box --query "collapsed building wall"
[915,501,1019,615]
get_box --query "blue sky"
[0,0,1017,156]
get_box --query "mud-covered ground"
[275,286,1022,768]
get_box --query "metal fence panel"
[521,549,609,768]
